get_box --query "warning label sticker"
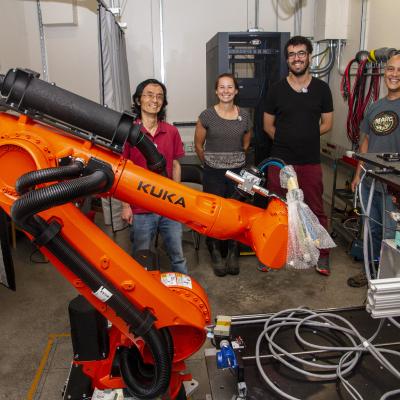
[161,273,192,289]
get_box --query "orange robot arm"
[0,69,287,399]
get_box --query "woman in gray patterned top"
[194,73,252,277]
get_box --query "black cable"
[16,162,84,194]
[12,169,172,398]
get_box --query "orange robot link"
[0,69,288,399]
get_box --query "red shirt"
[123,120,185,214]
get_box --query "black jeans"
[202,164,241,198]
[203,164,242,250]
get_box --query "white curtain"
[98,4,131,232]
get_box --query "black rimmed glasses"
[287,50,308,59]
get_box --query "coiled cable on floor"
[255,307,400,400]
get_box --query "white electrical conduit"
[36,0,49,82]
[159,0,165,83]
[310,41,337,76]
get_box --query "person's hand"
[121,205,133,225]
[351,175,360,192]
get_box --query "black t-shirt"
[264,77,333,164]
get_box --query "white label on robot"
[93,286,113,302]
[91,388,121,400]
[161,273,192,289]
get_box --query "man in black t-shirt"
[263,35,334,276]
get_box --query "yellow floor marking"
[27,333,71,400]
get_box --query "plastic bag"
[280,166,336,269]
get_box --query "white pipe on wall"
[159,0,165,83]
[36,0,49,82]
[255,0,259,29]
[359,0,368,50]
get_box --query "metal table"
[205,307,400,399]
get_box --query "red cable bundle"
[341,58,381,149]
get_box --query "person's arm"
[263,112,276,140]
[351,134,369,192]
[243,129,252,152]
[194,119,206,162]
[172,159,181,182]
[320,111,333,135]
[121,202,133,225]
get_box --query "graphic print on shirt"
[371,111,399,136]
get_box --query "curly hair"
[284,36,313,59]
[131,79,168,120]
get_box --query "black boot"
[226,240,239,275]
[207,239,226,277]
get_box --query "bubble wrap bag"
[280,166,336,269]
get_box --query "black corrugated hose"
[11,166,172,399]
[16,161,84,195]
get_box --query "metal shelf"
[334,188,354,206]
[330,158,360,245]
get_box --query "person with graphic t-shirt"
[263,36,333,276]
[348,53,400,287]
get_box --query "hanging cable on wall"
[341,48,396,150]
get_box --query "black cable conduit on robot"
[12,171,111,227]
[15,162,85,195]
[0,68,166,174]
[34,215,171,399]
[11,167,172,399]
[134,130,167,175]
[119,325,175,397]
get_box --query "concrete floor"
[0,215,367,400]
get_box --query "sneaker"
[347,271,368,287]
[257,263,272,272]
[315,257,330,276]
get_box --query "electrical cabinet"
[206,32,289,164]
[314,0,350,41]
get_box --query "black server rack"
[206,31,289,164]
